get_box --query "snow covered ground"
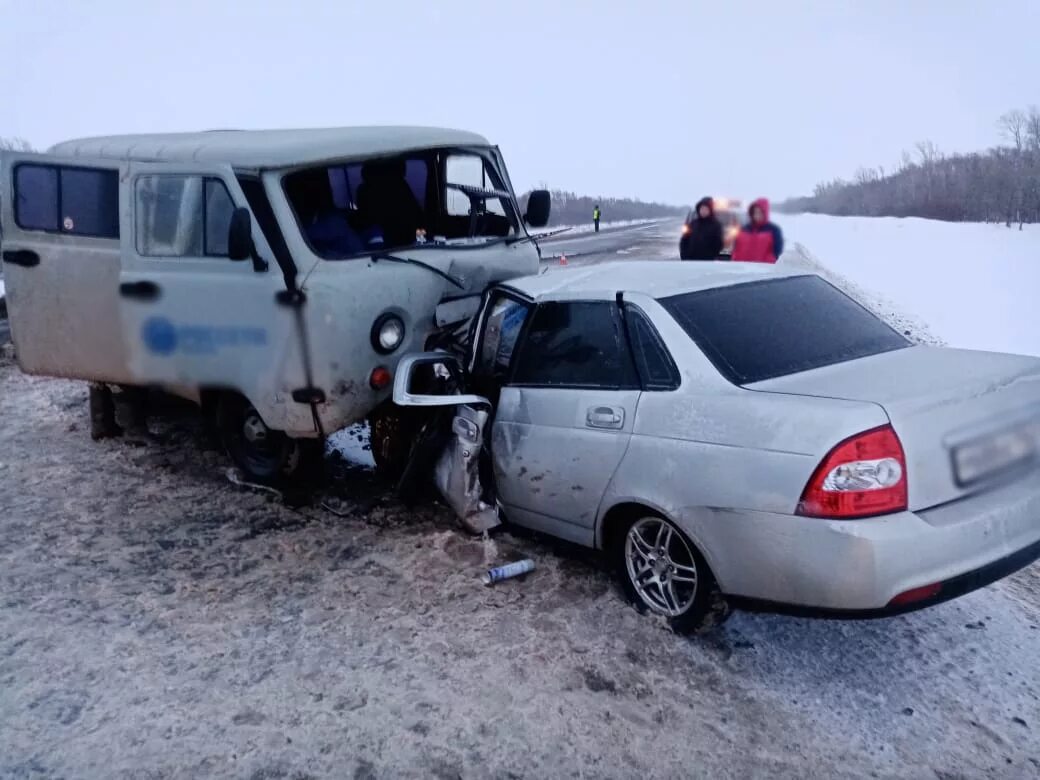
[780,214,1040,358]
[1,215,1039,778]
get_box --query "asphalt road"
[537,219,681,265]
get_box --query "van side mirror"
[524,190,551,228]
[227,207,253,261]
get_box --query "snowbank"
[327,423,376,470]
[782,242,944,347]
[780,215,1040,358]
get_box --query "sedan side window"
[625,305,680,390]
[512,301,639,389]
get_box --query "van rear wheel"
[216,394,321,486]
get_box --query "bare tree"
[776,108,1040,226]
[1026,106,1040,151]
[998,110,1027,151]
[915,140,941,165]
[0,136,34,152]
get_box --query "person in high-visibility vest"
[593,205,601,232]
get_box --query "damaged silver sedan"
[394,260,1040,633]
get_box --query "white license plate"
[953,428,1036,486]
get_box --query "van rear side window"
[14,164,120,238]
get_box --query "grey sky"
[2,0,1037,205]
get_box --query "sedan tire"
[618,515,730,634]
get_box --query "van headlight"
[372,313,405,354]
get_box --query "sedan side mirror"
[227,207,253,262]
[524,189,551,228]
[393,352,491,409]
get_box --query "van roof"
[47,126,491,169]
[504,260,804,301]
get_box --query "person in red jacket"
[731,198,784,263]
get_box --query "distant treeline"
[519,189,687,227]
[777,107,1040,226]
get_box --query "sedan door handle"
[2,249,40,268]
[586,405,625,430]
[119,280,162,302]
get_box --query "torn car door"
[391,352,499,533]
[433,404,499,533]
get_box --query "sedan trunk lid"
[748,346,1040,511]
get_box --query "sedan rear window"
[661,275,909,385]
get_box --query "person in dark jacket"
[679,196,724,260]
[731,198,783,263]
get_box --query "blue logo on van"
[143,317,178,355]
[142,316,267,356]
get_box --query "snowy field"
[1,215,1039,778]
[780,214,1040,358]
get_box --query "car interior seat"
[356,159,424,248]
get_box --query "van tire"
[369,405,421,480]
[215,393,322,486]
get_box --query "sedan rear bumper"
[728,536,1040,619]
[679,468,1040,612]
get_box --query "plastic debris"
[483,559,535,586]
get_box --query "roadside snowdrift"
[780,215,1040,358]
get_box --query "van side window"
[203,179,235,256]
[135,175,235,258]
[445,155,506,218]
[14,164,120,238]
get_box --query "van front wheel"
[216,394,320,486]
[369,404,423,481]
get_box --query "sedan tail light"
[797,425,908,519]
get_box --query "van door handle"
[2,249,40,268]
[586,405,625,430]
[119,281,162,302]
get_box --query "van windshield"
[283,148,519,259]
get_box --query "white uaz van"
[0,127,550,482]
